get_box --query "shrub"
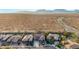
[56,44,63,48]
[61,35,66,41]
[70,32,77,39]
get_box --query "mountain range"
[36,9,79,13]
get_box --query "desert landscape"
[0,13,79,32]
[0,12,79,49]
[0,13,64,32]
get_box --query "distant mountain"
[52,9,76,13]
[36,9,53,12]
[74,10,79,13]
[53,9,67,12]
[36,9,79,13]
[16,9,79,14]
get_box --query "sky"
[0,0,79,12]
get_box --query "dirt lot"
[0,13,78,32]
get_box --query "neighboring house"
[0,34,12,46]
[33,33,45,47]
[22,34,33,42]
[22,34,33,46]
[47,33,60,41]
[9,35,22,45]
[47,33,60,45]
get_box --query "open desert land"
[0,13,79,32]
[63,16,79,30]
[0,13,64,32]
